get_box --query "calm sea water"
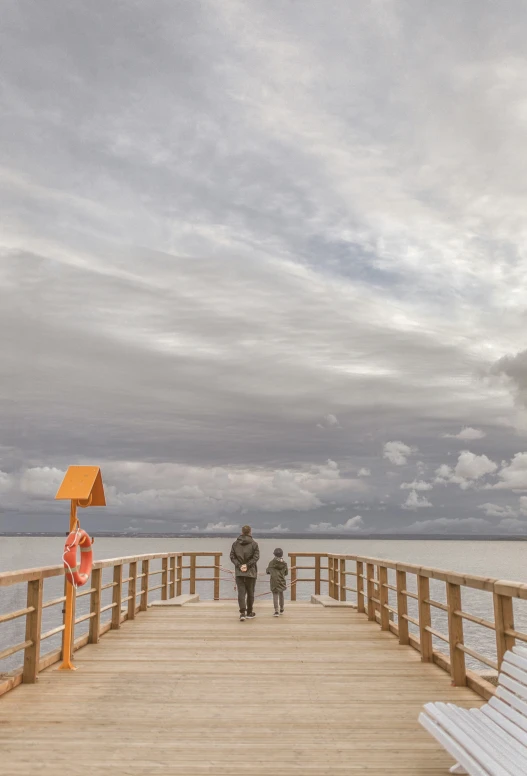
[2,537,527,675]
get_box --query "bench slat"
[499,673,527,703]
[482,703,527,747]
[496,685,527,720]
[419,712,494,776]
[463,708,527,773]
[502,651,527,686]
[445,705,527,774]
[501,662,527,689]
[424,704,514,776]
[421,647,527,776]
[488,695,527,735]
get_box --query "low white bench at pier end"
[419,645,527,775]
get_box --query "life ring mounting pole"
[55,465,106,672]
[58,499,78,671]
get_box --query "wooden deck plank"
[0,601,482,775]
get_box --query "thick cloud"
[0,459,368,528]
[2,2,527,534]
[487,454,527,491]
[400,480,433,491]
[434,451,498,490]
[308,516,364,534]
[443,427,486,440]
[267,524,290,534]
[477,503,518,519]
[191,522,240,534]
[401,490,432,510]
[383,442,417,467]
[491,350,527,405]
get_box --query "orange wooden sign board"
[55,466,106,506]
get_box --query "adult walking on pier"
[230,525,260,621]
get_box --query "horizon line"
[1,531,525,541]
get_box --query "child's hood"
[269,557,287,569]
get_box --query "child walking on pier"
[266,548,288,616]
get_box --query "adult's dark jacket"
[266,557,288,593]
[230,534,260,578]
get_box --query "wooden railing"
[294,552,527,700]
[288,552,329,599]
[5,547,526,704]
[0,551,221,696]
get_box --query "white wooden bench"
[419,645,527,775]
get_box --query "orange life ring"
[63,528,93,587]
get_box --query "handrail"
[287,550,527,701]
[0,553,177,588]
[0,550,222,697]
[4,545,525,704]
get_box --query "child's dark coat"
[266,557,288,593]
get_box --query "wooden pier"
[1,599,481,775]
[2,550,527,774]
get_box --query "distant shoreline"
[1,532,525,541]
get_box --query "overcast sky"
[2,1,527,536]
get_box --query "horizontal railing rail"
[0,550,222,697]
[324,553,527,700]
[287,551,527,699]
[4,546,525,704]
[288,553,329,600]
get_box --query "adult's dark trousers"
[237,575,256,614]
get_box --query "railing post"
[23,578,43,683]
[356,561,365,613]
[379,565,389,630]
[140,559,149,611]
[89,567,102,642]
[127,562,137,621]
[290,554,297,601]
[177,555,183,596]
[366,563,375,620]
[170,556,176,599]
[330,557,337,599]
[396,569,409,645]
[375,565,381,621]
[417,574,433,662]
[111,564,123,630]
[447,581,466,686]
[315,555,321,596]
[162,557,169,601]
[214,553,221,601]
[189,555,196,595]
[339,558,346,602]
[494,587,515,669]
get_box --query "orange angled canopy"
[55,466,106,506]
